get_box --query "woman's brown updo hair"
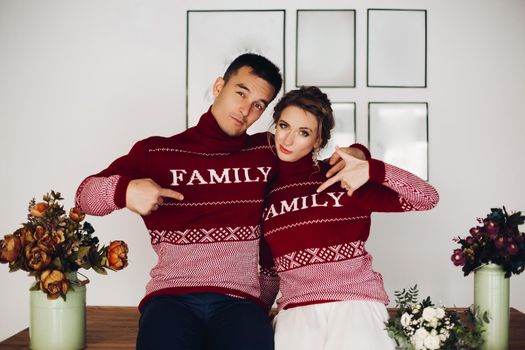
[272,86,335,149]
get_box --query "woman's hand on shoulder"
[317,147,369,196]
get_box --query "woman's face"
[274,105,321,162]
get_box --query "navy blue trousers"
[136,293,274,350]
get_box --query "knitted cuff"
[349,143,371,160]
[114,176,132,209]
[369,159,386,183]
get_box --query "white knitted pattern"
[242,145,273,152]
[146,145,272,156]
[383,163,439,211]
[146,239,260,298]
[148,148,231,156]
[75,175,121,216]
[275,241,366,272]
[264,216,369,237]
[161,199,263,207]
[149,225,260,245]
[269,181,323,195]
[276,253,389,311]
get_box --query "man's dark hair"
[223,53,283,101]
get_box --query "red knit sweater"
[75,109,278,310]
[262,149,439,311]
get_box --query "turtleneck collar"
[193,106,248,153]
[277,152,318,179]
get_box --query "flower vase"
[474,263,509,350]
[29,273,86,350]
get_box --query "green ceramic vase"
[474,263,509,350]
[29,273,86,350]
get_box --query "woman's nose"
[283,132,294,146]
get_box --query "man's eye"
[254,103,263,110]
[237,91,245,97]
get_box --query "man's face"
[211,66,275,137]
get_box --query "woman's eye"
[300,131,310,137]
[278,123,287,129]
[237,91,245,97]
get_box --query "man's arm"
[125,178,183,216]
[75,175,126,216]
[75,140,183,217]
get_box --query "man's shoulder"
[245,131,273,149]
[136,133,183,148]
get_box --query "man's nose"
[239,100,251,118]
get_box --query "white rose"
[423,334,441,350]
[401,312,412,327]
[439,333,448,342]
[422,307,437,322]
[429,318,438,328]
[414,328,429,341]
[411,335,425,350]
[435,307,446,319]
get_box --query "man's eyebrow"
[236,83,270,107]
[236,83,250,91]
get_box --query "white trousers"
[273,300,396,350]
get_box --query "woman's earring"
[312,147,320,168]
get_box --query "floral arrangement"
[385,286,487,350]
[451,207,525,277]
[0,191,129,300]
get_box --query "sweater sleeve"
[75,140,147,216]
[352,159,439,212]
[258,236,280,309]
[348,143,371,160]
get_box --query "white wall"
[1,0,524,341]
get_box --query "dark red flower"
[495,236,506,249]
[469,227,481,238]
[507,243,519,255]
[451,249,465,266]
[484,220,499,238]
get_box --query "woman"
[262,86,439,349]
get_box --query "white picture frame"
[296,10,356,87]
[367,9,427,88]
[369,102,429,180]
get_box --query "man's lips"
[279,145,292,155]
[230,115,244,126]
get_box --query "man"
[76,53,361,350]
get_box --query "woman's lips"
[279,145,292,155]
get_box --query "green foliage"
[394,285,419,308]
[385,286,488,350]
